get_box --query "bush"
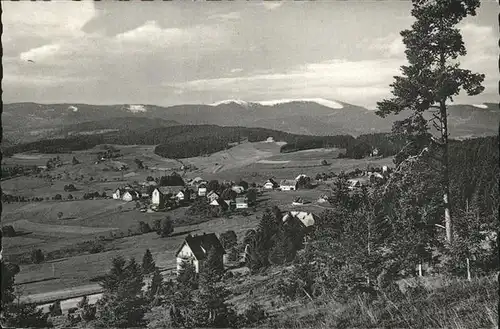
[53,194,62,200]
[77,296,96,322]
[49,300,62,316]
[138,221,151,234]
[3,302,52,328]
[31,249,45,264]
[2,225,16,237]
[244,302,267,325]
[156,217,174,237]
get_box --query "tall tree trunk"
[440,99,452,243]
[439,20,452,243]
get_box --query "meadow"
[2,141,390,301]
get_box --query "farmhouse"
[176,233,225,273]
[189,177,204,186]
[295,174,308,181]
[231,185,245,194]
[122,190,140,202]
[151,186,185,206]
[235,196,249,209]
[263,178,278,190]
[280,179,297,191]
[347,178,370,190]
[112,186,134,200]
[198,183,207,197]
[206,190,220,202]
[112,188,126,200]
[282,211,316,228]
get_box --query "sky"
[2,0,498,109]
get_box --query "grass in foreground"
[268,275,498,329]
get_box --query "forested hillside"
[449,135,498,219]
[3,125,355,159]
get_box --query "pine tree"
[192,282,238,328]
[176,260,198,290]
[141,249,156,275]
[200,247,224,286]
[148,268,164,300]
[269,228,286,265]
[376,0,485,243]
[96,257,149,328]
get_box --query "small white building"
[295,174,308,181]
[198,184,207,197]
[122,190,140,202]
[280,179,297,191]
[282,211,316,228]
[231,185,245,194]
[151,186,185,206]
[112,188,125,200]
[206,190,220,202]
[235,196,248,209]
[263,178,278,190]
[175,233,225,274]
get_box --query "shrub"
[156,217,174,237]
[77,296,96,322]
[2,225,16,237]
[49,300,62,316]
[53,194,62,200]
[138,221,151,234]
[31,249,45,264]
[57,212,64,220]
[244,302,267,325]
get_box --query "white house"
[280,179,297,191]
[231,185,245,194]
[175,233,225,274]
[151,186,185,206]
[112,188,125,200]
[347,178,369,190]
[198,183,207,197]
[263,178,278,190]
[282,211,316,228]
[206,190,220,202]
[295,174,308,181]
[235,196,248,209]
[122,190,140,202]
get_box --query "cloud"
[20,44,61,62]
[3,0,95,40]
[114,21,230,51]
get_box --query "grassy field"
[2,142,393,298]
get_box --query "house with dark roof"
[280,179,297,191]
[263,178,278,190]
[175,233,225,274]
[151,186,185,206]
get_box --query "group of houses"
[111,176,251,211]
[262,174,310,191]
[175,209,318,275]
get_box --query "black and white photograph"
[1,0,498,328]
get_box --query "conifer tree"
[148,268,164,299]
[200,247,224,286]
[96,257,149,328]
[141,249,156,275]
[376,0,485,243]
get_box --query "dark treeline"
[4,125,356,159]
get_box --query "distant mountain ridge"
[2,100,498,145]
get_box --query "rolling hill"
[2,100,498,145]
